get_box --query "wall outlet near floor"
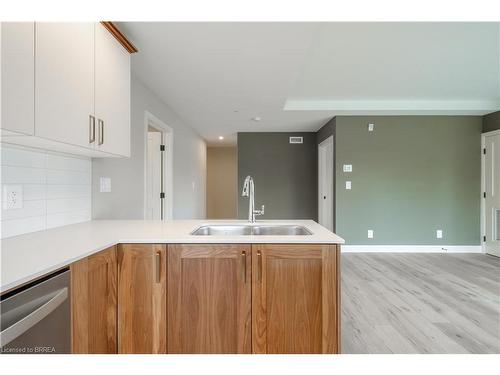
[345,181,352,190]
[100,177,112,193]
[3,185,23,210]
[436,229,443,239]
[343,164,352,172]
[367,229,374,239]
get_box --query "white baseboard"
[341,245,483,253]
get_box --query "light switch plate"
[100,177,111,193]
[3,185,23,209]
[343,164,352,172]
[436,230,443,239]
[367,229,374,239]
[368,123,375,132]
[345,181,352,190]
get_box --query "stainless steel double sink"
[191,224,312,236]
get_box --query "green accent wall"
[335,116,482,245]
[483,111,500,133]
[237,132,317,220]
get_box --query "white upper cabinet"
[94,23,131,157]
[1,22,131,158]
[1,22,35,135]
[35,23,95,149]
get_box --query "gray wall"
[483,111,500,133]
[237,132,317,220]
[92,76,206,220]
[207,147,237,219]
[335,116,482,245]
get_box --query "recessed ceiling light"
[218,136,224,140]
[252,117,261,122]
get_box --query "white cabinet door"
[94,23,130,157]
[1,22,35,135]
[35,23,94,149]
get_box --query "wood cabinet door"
[117,244,167,354]
[35,23,94,148]
[71,246,117,353]
[168,244,252,353]
[252,244,340,354]
[94,23,131,157]
[1,22,35,135]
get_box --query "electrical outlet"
[368,123,375,132]
[345,181,352,190]
[367,229,374,239]
[3,185,23,209]
[436,230,443,239]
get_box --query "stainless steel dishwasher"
[0,269,71,354]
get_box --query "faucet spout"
[241,175,264,223]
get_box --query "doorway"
[144,111,173,220]
[206,147,238,219]
[318,136,334,231]
[482,130,500,257]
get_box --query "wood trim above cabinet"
[100,22,138,53]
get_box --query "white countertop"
[0,219,344,293]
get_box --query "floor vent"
[289,136,303,144]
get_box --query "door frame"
[481,129,500,254]
[318,135,334,231]
[144,110,174,220]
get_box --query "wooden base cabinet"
[167,244,252,353]
[117,244,167,354]
[70,242,340,354]
[71,246,118,354]
[252,244,340,354]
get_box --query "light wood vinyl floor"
[341,253,500,354]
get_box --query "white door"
[94,23,131,157]
[318,136,334,231]
[146,131,163,220]
[1,22,35,135]
[35,23,94,148]
[484,132,500,257]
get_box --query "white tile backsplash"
[46,169,91,185]
[46,210,91,229]
[1,216,46,238]
[1,145,91,238]
[46,184,91,199]
[2,165,46,184]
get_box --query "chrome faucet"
[242,175,265,223]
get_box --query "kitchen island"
[1,220,344,354]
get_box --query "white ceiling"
[120,22,500,145]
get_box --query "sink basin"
[191,224,312,236]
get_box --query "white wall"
[92,75,206,220]
[1,145,91,238]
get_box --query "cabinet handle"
[257,250,262,283]
[155,251,161,283]
[89,115,95,143]
[98,119,104,145]
[241,251,247,283]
